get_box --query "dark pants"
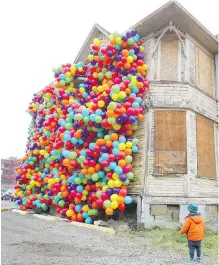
[188,240,202,259]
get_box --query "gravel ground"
[1,210,217,265]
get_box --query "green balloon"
[58,200,65,208]
[91,173,99,182]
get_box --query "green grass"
[126,228,218,258]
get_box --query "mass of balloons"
[14,29,149,224]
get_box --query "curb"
[12,209,29,215]
[71,221,116,234]
[33,214,59,222]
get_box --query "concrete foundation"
[142,202,218,231]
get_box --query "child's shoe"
[197,257,202,263]
[189,258,195,263]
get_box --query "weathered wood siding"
[189,178,218,198]
[196,115,216,178]
[160,39,178,81]
[129,113,147,194]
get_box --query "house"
[74,1,218,230]
[1,157,20,189]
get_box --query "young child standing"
[179,203,205,263]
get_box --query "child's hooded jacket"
[180,213,205,241]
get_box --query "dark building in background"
[1,157,20,188]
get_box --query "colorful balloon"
[14,28,149,224]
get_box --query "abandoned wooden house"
[74,1,219,230]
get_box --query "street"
[1,204,216,265]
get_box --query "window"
[196,115,216,178]
[154,110,187,174]
[160,38,179,81]
[196,47,214,96]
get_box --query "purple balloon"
[129,116,136,124]
[137,54,144,60]
[126,31,132,38]
[112,188,120,194]
[106,188,113,196]
[119,174,127,181]
[122,35,127,41]
[131,29,137,36]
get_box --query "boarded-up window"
[196,47,213,96]
[196,115,216,178]
[160,39,178,81]
[154,111,187,174]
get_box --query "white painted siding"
[148,83,217,122]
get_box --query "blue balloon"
[76,185,83,192]
[89,143,96,150]
[82,212,89,219]
[124,196,132,204]
[115,166,123,174]
[82,109,89,116]
[110,162,117,170]
[75,205,82,213]
[85,217,93,224]
[132,146,139,153]
[119,136,126,143]
[112,148,119,156]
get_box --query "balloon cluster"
[15,29,149,224]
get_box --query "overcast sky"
[0,0,218,159]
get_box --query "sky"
[0,0,218,159]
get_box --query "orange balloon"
[95,164,101,172]
[117,196,124,204]
[105,208,113,215]
[125,148,132,155]
[106,140,112,147]
[81,168,87,175]
[138,114,144,121]
[126,130,133,136]
[110,133,118,141]
[118,159,126,167]
[60,186,67,192]
[63,159,70,166]
[106,110,114,117]
[124,63,131,69]
[71,214,77,221]
[74,197,81,204]
[87,167,95,174]
[62,191,68,198]
[122,49,129,57]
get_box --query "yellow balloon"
[127,56,133,63]
[126,141,132,148]
[93,38,100,46]
[82,205,89,212]
[143,64,149,71]
[110,194,119,202]
[114,179,122,187]
[102,185,109,192]
[113,124,121,130]
[66,209,73,217]
[118,143,126,151]
[118,91,126,99]
[108,180,115,188]
[112,93,119,101]
[111,201,118,209]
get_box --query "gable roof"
[128,0,218,53]
[74,24,110,63]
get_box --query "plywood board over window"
[196,47,213,96]
[196,115,216,178]
[160,39,178,81]
[154,111,187,174]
